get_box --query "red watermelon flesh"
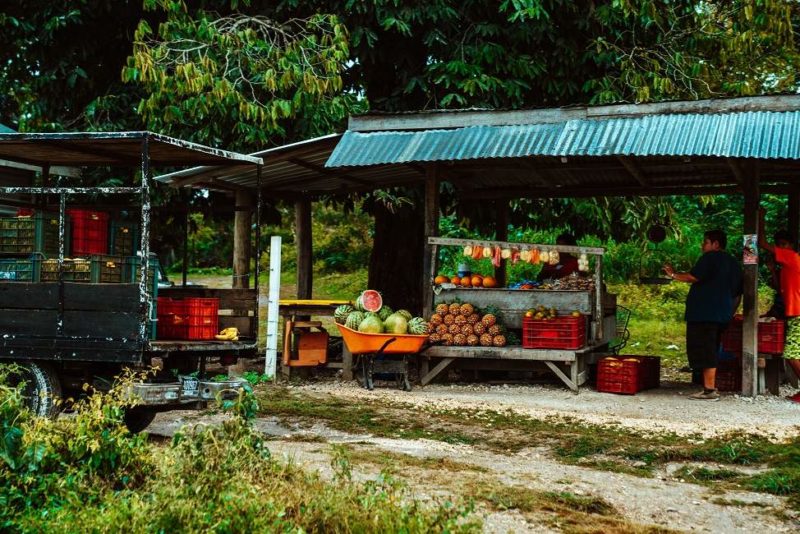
[357,290,383,312]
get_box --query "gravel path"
[293,380,800,440]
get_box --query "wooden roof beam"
[287,157,374,186]
[727,158,746,187]
[617,156,651,186]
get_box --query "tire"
[12,362,62,418]
[123,407,157,433]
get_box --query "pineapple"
[436,303,449,315]
[488,324,501,336]
[448,324,461,335]
[479,333,493,346]
[453,333,467,346]
[430,314,443,326]
[460,324,473,336]
[428,333,441,343]
[492,335,507,347]
[481,313,497,327]
[448,303,461,315]
[459,303,474,316]
[454,314,467,325]
[435,324,448,335]
[441,333,454,346]
[466,334,479,346]
[467,313,480,325]
[444,314,455,325]
[473,322,486,335]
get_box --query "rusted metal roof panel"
[327,111,800,167]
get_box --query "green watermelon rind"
[334,304,355,324]
[345,311,365,330]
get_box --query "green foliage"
[312,202,373,273]
[125,0,359,148]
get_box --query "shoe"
[689,389,720,401]
[787,392,800,403]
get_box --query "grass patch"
[673,466,743,484]
[256,386,800,508]
[342,446,489,475]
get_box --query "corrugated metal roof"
[327,111,800,167]
[0,123,15,134]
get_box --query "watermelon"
[396,309,413,321]
[358,312,384,333]
[345,311,365,330]
[334,304,354,324]
[383,313,408,334]
[355,290,383,312]
[408,317,429,335]
[377,305,394,321]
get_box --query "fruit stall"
[420,237,616,391]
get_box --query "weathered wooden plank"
[63,283,139,311]
[742,168,759,396]
[295,198,313,299]
[0,309,59,335]
[420,357,454,386]
[544,361,577,392]
[422,166,440,319]
[63,311,140,339]
[424,345,583,362]
[0,283,58,309]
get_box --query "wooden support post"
[422,165,440,319]
[295,199,313,299]
[495,200,508,287]
[233,190,254,289]
[742,168,760,396]
[342,345,354,381]
[420,357,454,386]
[789,187,800,247]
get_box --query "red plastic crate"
[68,209,109,256]
[716,355,742,392]
[721,318,785,354]
[523,315,587,349]
[185,297,219,340]
[156,298,188,340]
[596,356,661,395]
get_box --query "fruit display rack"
[422,236,614,392]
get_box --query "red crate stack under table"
[721,317,785,354]
[596,356,661,395]
[522,315,587,350]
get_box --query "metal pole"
[264,235,282,379]
[57,193,66,337]
[139,137,152,345]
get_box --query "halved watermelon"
[355,290,383,312]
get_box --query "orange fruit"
[434,275,449,285]
[471,275,483,287]
[460,276,472,287]
[482,276,497,288]
[451,276,461,285]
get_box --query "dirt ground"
[149,379,800,533]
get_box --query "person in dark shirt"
[537,232,580,281]
[663,229,743,401]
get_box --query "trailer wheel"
[123,407,157,433]
[11,362,62,418]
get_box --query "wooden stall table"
[278,299,350,377]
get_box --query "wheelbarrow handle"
[375,337,398,356]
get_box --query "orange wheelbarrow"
[336,324,428,391]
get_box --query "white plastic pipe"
[264,235,282,379]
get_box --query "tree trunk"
[368,198,425,315]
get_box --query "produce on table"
[334,304,354,324]
[354,289,383,312]
[428,301,507,347]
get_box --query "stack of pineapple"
[428,302,507,347]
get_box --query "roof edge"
[348,94,800,132]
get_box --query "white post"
[264,235,282,379]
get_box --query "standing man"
[757,209,800,402]
[663,229,743,401]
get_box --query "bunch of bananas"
[215,327,240,341]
